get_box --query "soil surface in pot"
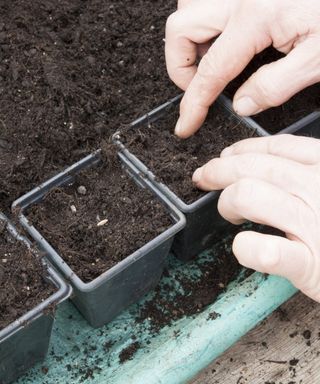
[0,0,178,212]
[224,47,320,133]
[26,151,172,282]
[0,222,54,330]
[120,103,258,204]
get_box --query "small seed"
[70,205,77,213]
[97,219,108,227]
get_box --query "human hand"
[165,0,320,138]
[192,134,320,301]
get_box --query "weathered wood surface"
[191,293,320,384]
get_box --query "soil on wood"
[135,225,251,332]
[0,0,178,212]
[120,103,258,204]
[0,221,54,330]
[224,47,320,133]
[135,224,279,332]
[26,149,172,282]
[119,341,140,363]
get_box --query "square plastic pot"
[12,151,186,328]
[0,213,71,384]
[222,93,320,135]
[276,111,320,138]
[113,94,270,261]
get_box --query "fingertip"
[232,231,249,260]
[174,119,193,138]
[232,231,265,270]
[192,166,203,184]
[174,105,206,138]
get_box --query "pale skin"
[165,0,320,301]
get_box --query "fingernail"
[192,166,203,184]
[220,146,233,157]
[234,97,262,116]
[175,118,182,136]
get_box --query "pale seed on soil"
[97,219,108,227]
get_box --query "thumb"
[233,37,320,116]
[232,231,311,287]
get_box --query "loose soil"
[120,103,258,204]
[119,341,140,363]
[0,220,54,330]
[135,224,280,333]
[14,223,279,382]
[1,3,318,212]
[26,150,172,282]
[135,224,249,332]
[0,0,178,212]
[118,226,250,363]
[225,47,320,133]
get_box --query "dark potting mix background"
[1,1,319,212]
[0,0,178,212]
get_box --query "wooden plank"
[191,293,320,384]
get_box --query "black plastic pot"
[223,94,320,135]
[0,213,71,384]
[113,94,270,261]
[12,151,186,328]
[277,111,320,138]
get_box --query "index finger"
[175,19,271,138]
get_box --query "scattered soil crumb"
[119,342,141,363]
